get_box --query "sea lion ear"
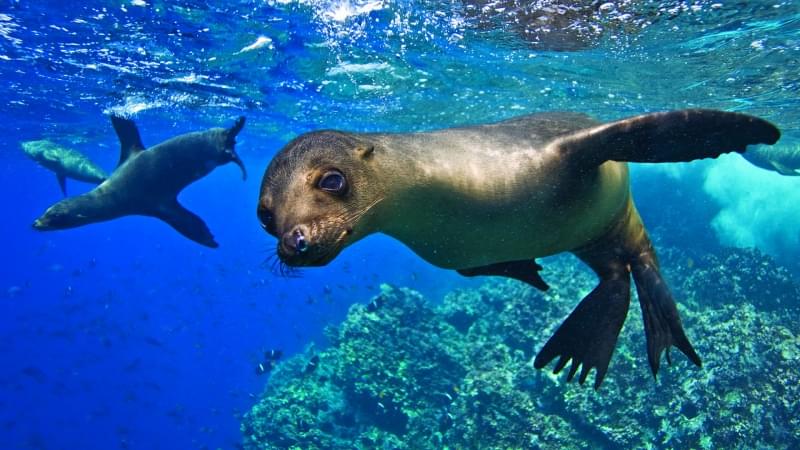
[355,145,375,159]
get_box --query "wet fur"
[258,109,780,388]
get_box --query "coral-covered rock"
[242,249,800,449]
[680,248,800,312]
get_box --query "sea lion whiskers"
[291,197,384,266]
[337,195,384,229]
[262,252,301,278]
[313,195,384,241]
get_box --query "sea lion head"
[32,199,84,230]
[258,130,382,267]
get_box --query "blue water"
[1,1,798,449]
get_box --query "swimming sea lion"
[258,109,780,388]
[33,115,247,248]
[22,139,108,195]
[742,142,800,176]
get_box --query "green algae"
[242,248,799,449]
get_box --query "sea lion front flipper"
[110,115,146,167]
[534,277,630,389]
[556,109,781,167]
[631,262,702,377]
[457,259,550,291]
[155,199,219,248]
[56,173,67,196]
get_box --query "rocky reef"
[241,248,800,449]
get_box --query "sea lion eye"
[257,205,277,235]
[318,170,346,194]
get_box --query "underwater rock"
[535,301,800,448]
[676,247,799,312]
[242,253,799,449]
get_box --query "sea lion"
[742,142,800,176]
[33,115,247,248]
[258,109,781,388]
[22,139,108,195]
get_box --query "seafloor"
[241,246,799,449]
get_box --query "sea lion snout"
[32,218,48,230]
[279,225,310,257]
[32,203,75,230]
[276,223,337,267]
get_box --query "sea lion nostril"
[294,229,308,254]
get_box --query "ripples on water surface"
[1,1,798,136]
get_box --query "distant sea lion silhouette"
[22,139,108,195]
[33,115,247,248]
[743,143,800,176]
[258,109,780,388]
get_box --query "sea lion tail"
[534,277,630,390]
[556,109,780,167]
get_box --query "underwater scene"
[1,0,799,449]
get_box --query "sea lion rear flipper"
[457,259,549,291]
[56,173,67,196]
[226,116,246,142]
[155,200,219,248]
[631,262,702,377]
[534,277,630,389]
[110,115,146,167]
[225,116,247,180]
[556,109,781,167]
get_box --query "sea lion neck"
[365,129,548,244]
[364,132,450,239]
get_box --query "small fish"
[264,349,282,361]
[304,355,319,374]
[6,286,22,298]
[144,336,164,347]
[255,361,276,376]
[255,349,283,376]
[235,36,273,54]
[366,296,385,312]
[21,366,47,384]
